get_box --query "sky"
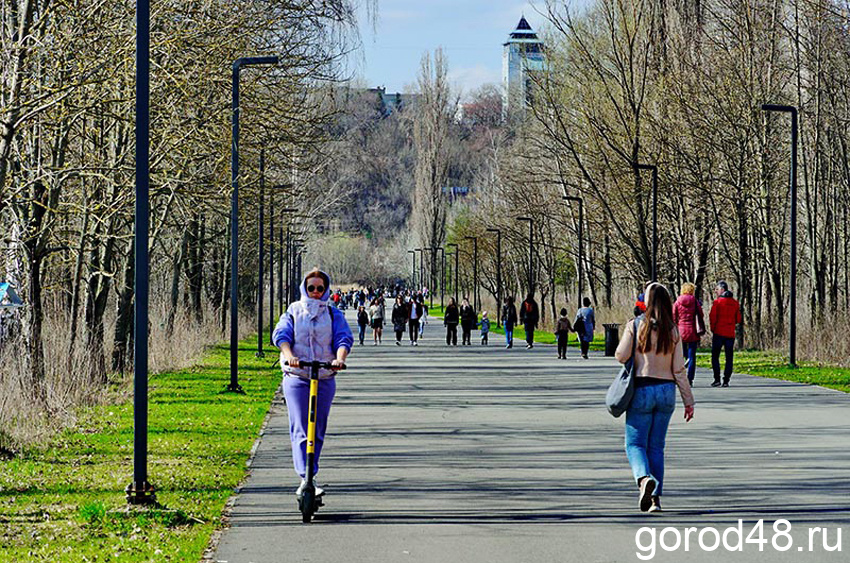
[351,0,588,100]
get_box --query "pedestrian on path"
[519,293,539,349]
[272,269,353,499]
[502,296,518,349]
[555,308,572,359]
[479,311,490,345]
[709,280,742,387]
[573,297,595,359]
[392,295,407,346]
[419,301,428,339]
[672,282,705,385]
[408,295,424,346]
[356,305,369,346]
[444,298,459,346]
[615,282,694,513]
[369,297,384,345]
[460,297,477,345]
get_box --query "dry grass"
[0,298,256,453]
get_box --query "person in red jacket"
[708,280,742,387]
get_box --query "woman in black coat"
[459,297,477,346]
[443,297,459,346]
[502,296,518,349]
[391,295,408,346]
[519,293,540,349]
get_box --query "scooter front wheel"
[299,488,315,523]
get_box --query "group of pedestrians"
[355,290,431,346]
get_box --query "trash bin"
[603,323,620,357]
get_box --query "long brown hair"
[637,283,677,354]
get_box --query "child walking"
[555,308,572,359]
[480,311,491,345]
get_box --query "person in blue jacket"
[273,268,353,499]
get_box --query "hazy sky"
[352,1,589,98]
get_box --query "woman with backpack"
[615,283,694,513]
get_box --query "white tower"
[502,16,545,114]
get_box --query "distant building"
[502,15,546,114]
[368,87,419,116]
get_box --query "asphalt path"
[213,311,850,563]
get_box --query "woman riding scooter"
[273,269,353,499]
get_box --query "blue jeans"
[625,383,676,496]
[505,325,513,346]
[358,325,366,345]
[684,341,698,384]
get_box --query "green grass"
[426,304,604,350]
[694,350,850,393]
[0,334,283,562]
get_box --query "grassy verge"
[694,350,850,393]
[0,333,282,562]
[425,304,605,350]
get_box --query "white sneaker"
[295,478,324,498]
[413,341,418,346]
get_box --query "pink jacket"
[672,294,704,343]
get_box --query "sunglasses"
[307,285,325,293]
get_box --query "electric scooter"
[286,360,344,523]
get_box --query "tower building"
[502,16,545,114]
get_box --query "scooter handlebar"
[284,360,346,370]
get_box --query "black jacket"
[460,304,477,329]
[392,303,408,327]
[444,304,459,325]
[502,303,518,328]
[519,299,539,327]
[357,310,369,326]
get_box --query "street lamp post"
[464,237,479,311]
[486,228,502,327]
[563,196,584,308]
[256,150,265,358]
[408,250,416,290]
[762,103,798,368]
[229,55,279,394]
[517,217,534,295]
[635,164,658,282]
[270,204,296,340]
[437,247,445,311]
[447,243,459,302]
[127,0,155,505]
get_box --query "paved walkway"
[213,313,849,563]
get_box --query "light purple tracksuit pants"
[283,376,337,478]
